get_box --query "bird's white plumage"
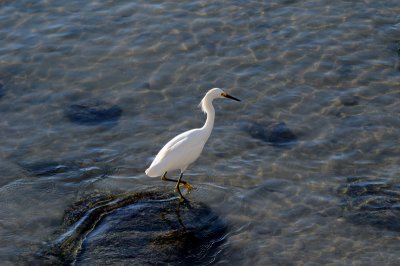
[145,129,206,177]
[145,88,239,179]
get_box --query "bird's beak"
[222,92,241,102]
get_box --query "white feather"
[145,88,239,179]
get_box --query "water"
[1,0,400,264]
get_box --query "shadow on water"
[37,191,227,265]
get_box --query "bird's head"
[207,88,241,101]
[200,88,241,113]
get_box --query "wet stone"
[41,191,227,265]
[338,178,400,231]
[242,121,297,147]
[65,101,122,126]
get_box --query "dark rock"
[140,82,151,89]
[0,83,5,98]
[338,178,400,232]
[41,191,227,265]
[20,161,71,177]
[19,160,112,181]
[243,121,297,147]
[340,95,360,106]
[268,122,297,145]
[396,41,400,57]
[65,101,122,126]
[339,180,390,197]
[337,64,353,77]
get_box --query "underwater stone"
[0,83,4,98]
[41,191,227,265]
[396,41,400,57]
[340,95,360,106]
[65,101,122,126]
[20,161,71,177]
[19,160,111,181]
[338,178,400,232]
[140,82,151,89]
[243,121,297,147]
[337,64,353,77]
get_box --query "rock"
[243,121,297,147]
[339,95,360,106]
[20,161,71,177]
[337,64,353,78]
[40,191,227,265]
[65,101,122,126]
[0,83,5,98]
[19,160,112,181]
[140,82,151,89]
[338,178,400,232]
[396,40,400,57]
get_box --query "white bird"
[145,88,241,199]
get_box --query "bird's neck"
[201,98,215,138]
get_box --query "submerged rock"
[65,101,122,126]
[0,82,5,98]
[339,95,360,106]
[396,40,400,57]
[19,160,112,182]
[336,64,353,78]
[338,178,400,231]
[20,161,71,177]
[242,121,297,147]
[41,191,227,265]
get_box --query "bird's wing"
[150,132,190,166]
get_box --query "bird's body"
[145,128,209,177]
[145,88,240,199]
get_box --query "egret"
[145,88,241,199]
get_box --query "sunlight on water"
[0,0,400,264]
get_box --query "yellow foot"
[179,182,193,192]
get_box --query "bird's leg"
[161,171,168,180]
[161,172,193,192]
[175,172,186,200]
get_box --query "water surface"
[1,0,400,264]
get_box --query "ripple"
[1,0,400,264]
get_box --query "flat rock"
[65,101,122,126]
[40,191,227,265]
[242,121,297,147]
[338,178,400,231]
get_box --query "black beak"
[224,93,241,102]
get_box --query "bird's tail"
[145,167,160,177]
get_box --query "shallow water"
[1,0,400,264]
